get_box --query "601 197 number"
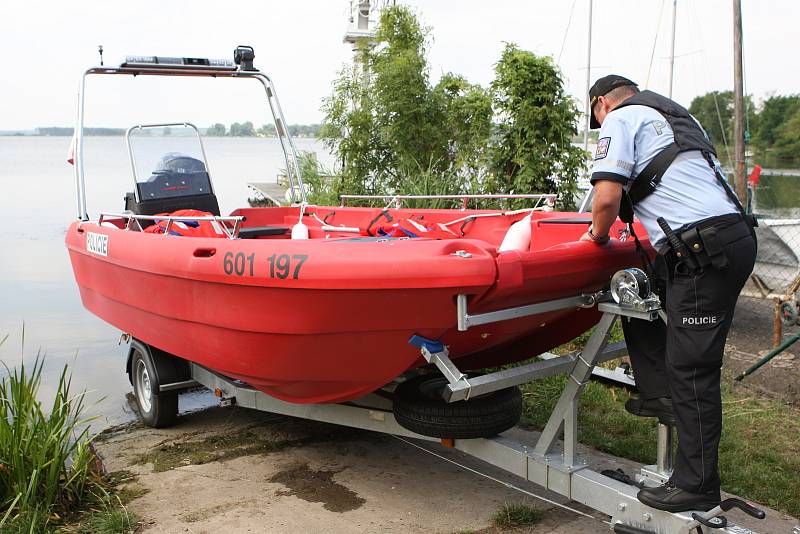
[268,254,308,279]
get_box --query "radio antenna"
[98,45,104,66]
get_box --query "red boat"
[66,49,648,410]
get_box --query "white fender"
[498,213,532,252]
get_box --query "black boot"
[624,396,676,426]
[637,481,721,512]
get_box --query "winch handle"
[720,497,766,519]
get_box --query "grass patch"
[75,502,139,534]
[131,430,292,472]
[0,340,100,532]
[717,388,800,515]
[0,334,143,533]
[519,326,800,518]
[491,502,543,529]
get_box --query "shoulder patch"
[594,137,611,160]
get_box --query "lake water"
[0,136,334,426]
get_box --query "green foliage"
[297,152,339,206]
[489,44,584,209]
[320,5,583,207]
[0,348,98,531]
[228,121,255,137]
[687,91,757,165]
[771,107,800,161]
[320,43,383,196]
[77,500,139,534]
[433,73,494,183]
[206,123,226,136]
[751,94,800,151]
[371,6,449,189]
[688,91,734,149]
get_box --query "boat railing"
[98,212,246,240]
[338,194,557,210]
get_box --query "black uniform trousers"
[621,219,756,494]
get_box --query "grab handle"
[193,248,216,258]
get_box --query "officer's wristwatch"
[587,225,610,244]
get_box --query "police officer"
[581,75,757,512]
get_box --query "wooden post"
[732,0,747,201]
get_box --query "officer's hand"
[580,231,610,245]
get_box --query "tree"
[433,73,493,183]
[320,5,583,207]
[488,44,584,209]
[688,91,757,165]
[207,123,226,136]
[320,42,384,195]
[259,123,277,137]
[688,91,733,149]
[751,94,800,152]
[229,121,255,137]
[772,107,800,161]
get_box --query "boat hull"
[66,209,647,403]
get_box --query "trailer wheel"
[393,374,522,439]
[131,346,178,428]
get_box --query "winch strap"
[628,143,681,205]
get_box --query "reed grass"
[0,336,100,532]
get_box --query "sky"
[0,0,797,131]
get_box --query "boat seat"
[124,191,221,228]
[238,226,290,239]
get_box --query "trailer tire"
[131,345,179,428]
[393,374,522,439]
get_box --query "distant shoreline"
[0,133,319,138]
[0,124,322,138]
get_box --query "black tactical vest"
[612,90,725,222]
[615,90,717,157]
[610,90,754,232]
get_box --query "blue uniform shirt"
[590,104,739,247]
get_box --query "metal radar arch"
[72,46,307,221]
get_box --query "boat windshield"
[127,124,213,201]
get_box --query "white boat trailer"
[172,292,765,534]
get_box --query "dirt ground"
[726,294,800,403]
[95,407,798,534]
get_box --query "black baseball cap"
[589,75,638,129]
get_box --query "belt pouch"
[678,228,711,268]
[698,226,729,269]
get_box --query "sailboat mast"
[668,0,676,98]
[732,0,746,200]
[583,0,593,151]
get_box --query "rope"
[557,0,578,65]
[392,435,611,526]
[645,0,667,89]
[687,0,733,167]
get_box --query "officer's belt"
[662,214,751,270]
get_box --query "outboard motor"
[125,152,220,225]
